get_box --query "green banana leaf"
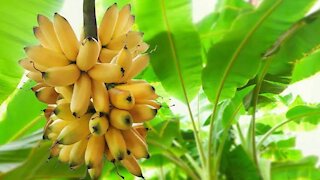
[134,0,202,103]
[202,0,317,102]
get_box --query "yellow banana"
[35,86,59,104]
[105,147,115,163]
[44,119,69,140]
[116,82,158,100]
[113,4,131,38]
[88,162,103,180]
[69,138,88,169]
[76,37,100,71]
[99,3,118,46]
[85,135,105,169]
[54,86,73,102]
[136,99,161,109]
[31,83,47,92]
[25,45,69,67]
[53,13,79,61]
[54,103,77,121]
[91,80,110,114]
[56,98,69,105]
[105,126,127,160]
[121,154,144,178]
[70,73,91,117]
[107,33,126,50]
[48,143,61,159]
[126,31,143,49]
[133,125,149,140]
[89,113,109,136]
[19,58,47,72]
[33,26,50,48]
[88,63,123,83]
[58,145,73,163]
[27,71,43,83]
[122,128,149,159]
[129,104,158,123]
[99,48,118,63]
[37,14,62,52]
[121,15,135,36]
[112,47,132,76]
[109,88,135,110]
[122,54,149,81]
[56,114,91,145]
[43,105,55,120]
[110,108,133,130]
[131,42,149,57]
[43,64,80,86]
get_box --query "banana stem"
[83,0,97,39]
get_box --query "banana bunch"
[20,3,160,179]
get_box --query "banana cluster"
[19,4,159,179]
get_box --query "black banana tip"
[151,85,155,91]
[153,108,158,115]
[126,95,132,102]
[127,150,131,155]
[146,154,150,159]
[139,174,145,179]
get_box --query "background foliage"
[1,0,320,179]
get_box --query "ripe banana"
[85,135,105,169]
[110,108,133,130]
[122,54,149,81]
[27,71,43,83]
[44,119,69,140]
[76,37,100,71]
[105,147,115,162]
[107,33,126,50]
[132,42,149,57]
[25,45,69,67]
[58,145,73,163]
[69,138,88,169]
[89,113,109,136]
[136,99,161,109]
[126,31,143,50]
[88,162,103,180]
[43,105,55,120]
[129,104,158,123]
[133,125,149,140]
[48,143,61,159]
[31,83,47,92]
[53,13,79,61]
[122,128,149,159]
[35,86,59,104]
[121,154,143,178]
[37,15,62,52]
[99,3,118,46]
[121,15,135,37]
[54,86,73,102]
[70,73,91,117]
[56,114,91,145]
[112,47,132,76]
[99,48,119,63]
[33,26,50,48]
[88,63,123,83]
[54,103,77,121]
[105,126,127,161]
[116,82,158,100]
[19,58,47,72]
[43,64,80,86]
[113,4,131,38]
[109,88,135,110]
[91,80,110,114]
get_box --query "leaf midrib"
[214,0,283,103]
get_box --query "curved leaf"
[292,50,320,83]
[135,0,202,102]
[0,0,62,104]
[202,0,317,102]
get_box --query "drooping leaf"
[286,105,320,125]
[0,131,86,179]
[222,145,260,180]
[271,156,320,180]
[0,81,46,144]
[135,0,202,102]
[0,0,62,104]
[202,0,317,102]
